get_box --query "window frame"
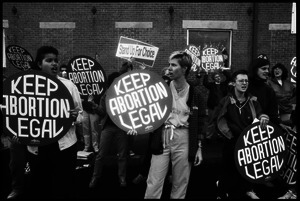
[187,29,232,72]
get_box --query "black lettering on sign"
[279,127,297,185]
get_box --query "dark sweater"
[203,71,231,109]
[248,78,280,125]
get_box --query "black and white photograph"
[1,2,297,199]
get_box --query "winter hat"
[249,54,270,79]
[257,53,269,60]
[253,54,270,69]
[248,54,270,79]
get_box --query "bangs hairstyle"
[169,51,192,76]
[32,46,58,70]
[271,63,288,80]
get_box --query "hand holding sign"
[69,106,82,122]
[234,121,287,184]
[127,129,138,136]
[259,115,269,130]
[116,36,159,68]
[2,71,75,146]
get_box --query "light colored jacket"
[27,76,83,154]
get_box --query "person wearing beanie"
[247,54,281,125]
[246,55,290,199]
[267,63,296,124]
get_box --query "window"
[187,29,232,72]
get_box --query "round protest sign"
[290,57,296,84]
[105,69,172,134]
[185,44,201,72]
[6,45,34,71]
[279,127,297,185]
[67,55,107,101]
[201,46,226,72]
[234,121,287,184]
[2,71,75,146]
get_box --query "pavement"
[0,134,225,199]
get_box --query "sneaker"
[132,174,146,184]
[246,190,259,199]
[89,176,99,188]
[119,177,127,187]
[216,180,228,199]
[129,150,135,157]
[278,190,296,199]
[7,190,23,199]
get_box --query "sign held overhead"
[116,36,159,68]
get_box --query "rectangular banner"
[116,36,159,67]
[291,3,296,34]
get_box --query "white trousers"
[144,127,191,199]
[82,110,100,152]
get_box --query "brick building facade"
[2,2,296,111]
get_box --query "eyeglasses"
[236,79,249,84]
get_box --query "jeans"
[82,110,100,152]
[92,125,128,180]
[8,141,27,192]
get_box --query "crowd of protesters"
[1,46,297,199]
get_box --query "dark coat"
[248,79,280,125]
[203,71,231,109]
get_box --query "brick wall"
[3,2,296,113]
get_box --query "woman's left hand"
[260,117,269,130]
[69,107,81,120]
[127,129,137,135]
[194,148,203,166]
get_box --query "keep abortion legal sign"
[116,36,159,68]
[106,69,172,134]
[185,44,201,72]
[1,71,75,146]
[279,127,297,185]
[6,45,34,71]
[67,55,107,101]
[234,120,287,184]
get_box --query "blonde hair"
[169,51,192,76]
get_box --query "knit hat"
[249,54,270,79]
[257,53,269,60]
[253,54,270,69]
